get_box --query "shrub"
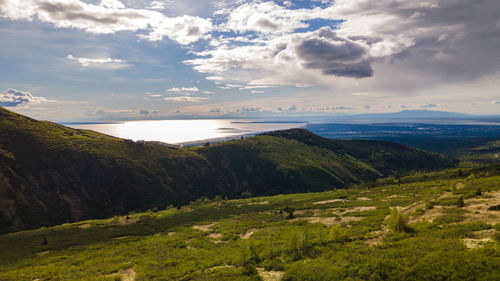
[488,204,500,211]
[387,209,409,233]
[425,201,434,210]
[329,224,348,243]
[457,196,465,208]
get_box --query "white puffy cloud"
[164,96,208,102]
[67,54,129,69]
[167,87,199,92]
[0,89,52,107]
[0,0,212,44]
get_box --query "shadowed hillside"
[0,108,456,233]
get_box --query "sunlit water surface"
[67,120,306,144]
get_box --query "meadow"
[0,166,499,281]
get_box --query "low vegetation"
[0,166,499,280]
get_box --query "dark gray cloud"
[295,28,372,78]
[255,17,279,31]
[0,89,49,107]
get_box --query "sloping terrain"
[0,167,498,280]
[0,107,456,233]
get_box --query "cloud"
[167,87,199,92]
[419,103,439,108]
[67,54,129,69]
[333,105,357,110]
[144,93,163,97]
[164,96,208,102]
[0,0,212,44]
[187,0,500,94]
[236,106,262,112]
[148,0,171,11]
[490,100,500,105]
[0,89,52,107]
[209,108,223,112]
[294,27,372,77]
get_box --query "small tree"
[387,209,409,233]
[282,206,295,219]
[475,188,482,196]
[457,196,465,208]
[42,236,48,245]
[329,224,348,243]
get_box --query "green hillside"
[0,107,456,233]
[0,166,498,280]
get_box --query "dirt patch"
[167,232,176,236]
[207,265,233,271]
[463,190,500,224]
[404,202,425,215]
[357,197,371,201]
[438,191,452,199]
[106,268,136,281]
[291,216,361,227]
[313,199,346,205]
[193,223,216,232]
[208,233,222,239]
[249,201,270,205]
[181,207,194,213]
[462,230,496,249]
[409,206,445,223]
[456,182,465,190]
[240,229,256,239]
[344,206,376,213]
[387,195,405,199]
[411,190,500,224]
[257,267,283,281]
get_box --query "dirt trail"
[240,229,256,239]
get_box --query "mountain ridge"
[0,107,456,233]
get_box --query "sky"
[0,0,499,121]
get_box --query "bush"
[425,201,434,210]
[387,209,409,233]
[329,224,348,243]
[457,196,465,208]
[488,204,500,211]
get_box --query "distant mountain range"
[0,107,456,233]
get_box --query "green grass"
[1,171,499,280]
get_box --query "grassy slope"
[0,167,498,280]
[0,107,456,233]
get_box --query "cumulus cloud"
[167,87,199,92]
[0,89,52,107]
[185,0,500,94]
[67,54,129,69]
[295,27,372,77]
[164,96,208,102]
[0,0,212,44]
